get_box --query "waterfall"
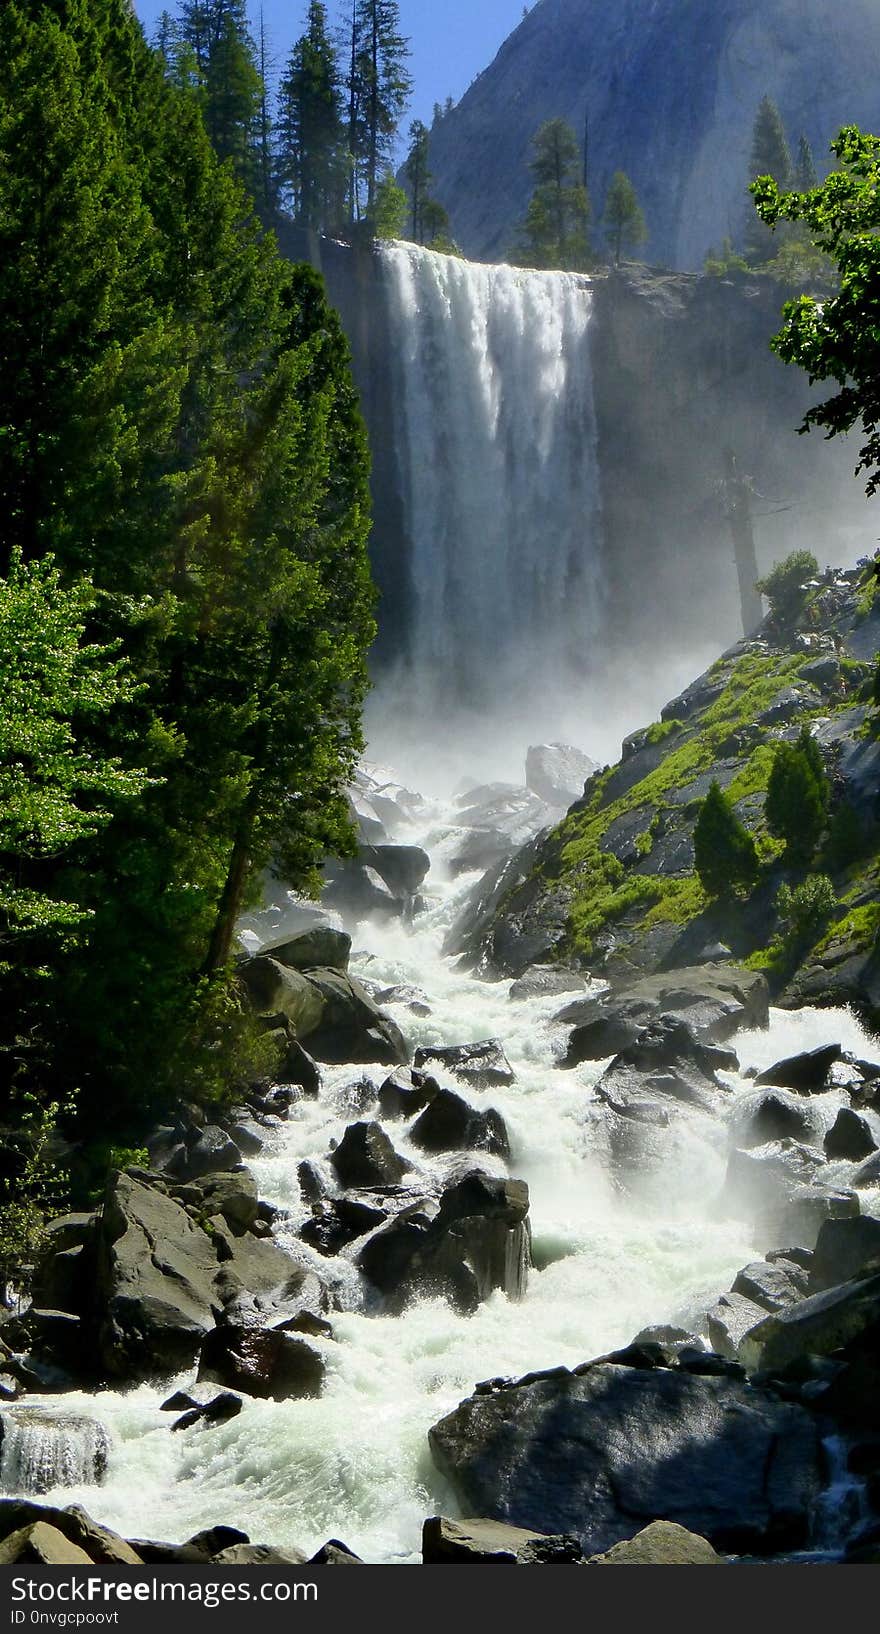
[375,243,603,759]
[0,1409,109,1494]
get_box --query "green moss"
[814,899,880,956]
[645,718,682,745]
[727,743,776,804]
[641,875,707,927]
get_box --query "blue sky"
[132,1,531,132]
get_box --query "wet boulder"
[198,1324,324,1401]
[756,1044,842,1095]
[705,1292,768,1361]
[213,1543,309,1565]
[739,1091,815,1149]
[377,1069,439,1120]
[508,965,589,1002]
[358,1172,530,1315]
[309,1539,364,1564]
[171,1392,243,1432]
[557,965,769,1059]
[330,1121,410,1188]
[428,1361,822,1556]
[300,1196,388,1256]
[732,1258,809,1310]
[0,1523,93,1565]
[410,1088,510,1160]
[359,844,430,897]
[413,1039,515,1088]
[825,1107,879,1161]
[169,1170,259,1235]
[0,1502,141,1564]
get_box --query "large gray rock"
[410,1088,510,1160]
[0,1522,93,1565]
[239,958,325,1035]
[413,1039,515,1088]
[197,1326,325,1401]
[330,1121,410,1188]
[756,1045,842,1095]
[810,1216,880,1291]
[360,844,430,897]
[428,1361,822,1555]
[93,1174,221,1377]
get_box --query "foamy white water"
[10,792,878,1560]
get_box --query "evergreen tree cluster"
[154,1,416,237]
[515,119,647,272]
[707,96,828,282]
[0,0,375,1145]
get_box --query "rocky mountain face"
[426,0,880,269]
[448,563,880,1021]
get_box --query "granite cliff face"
[427,0,880,270]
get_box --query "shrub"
[756,550,819,621]
[776,875,837,944]
[694,780,760,899]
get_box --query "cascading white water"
[13,794,878,1561]
[0,1410,109,1495]
[374,244,603,773]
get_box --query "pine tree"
[794,133,818,192]
[517,119,591,270]
[603,170,647,265]
[745,96,792,263]
[765,728,830,864]
[174,1,264,194]
[405,119,431,242]
[693,781,760,900]
[372,172,407,238]
[349,0,412,221]
[277,0,345,232]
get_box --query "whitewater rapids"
[7,791,880,1562]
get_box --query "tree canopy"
[753,125,880,494]
[517,118,591,271]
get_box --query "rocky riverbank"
[2,722,880,1565]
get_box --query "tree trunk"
[724,450,764,635]
[202,807,255,975]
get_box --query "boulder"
[301,1196,388,1256]
[705,1292,767,1360]
[732,1259,808,1310]
[413,1039,515,1088]
[330,1122,410,1188]
[562,1014,644,1065]
[197,1325,324,1401]
[213,1543,308,1565]
[358,1173,530,1315]
[410,1089,510,1160]
[93,1174,219,1378]
[359,844,431,897]
[740,1092,815,1149]
[377,1069,438,1120]
[740,1272,880,1373]
[508,965,589,1002]
[756,1045,842,1095]
[825,1108,878,1161]
[309,1539,364,1564]
[809,1217,880,1291]
[586,1521,722,1565]
[0,1522,93,1565]
[171,1392,242,1431]
[303,970,408,1066]
[261,927,351,972]
[322,860,404,920]
[177,1126,242,1180]
[169,1170,259,1234]
[853,1152,880,1189]
[428,1361,822,1555]
[525,743,597,808]
[0,1501,141,1564]
[422,1515,582,1564]
[557,965,769,1059]
[278,1038,322,1095]
[239,958,325,1036]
